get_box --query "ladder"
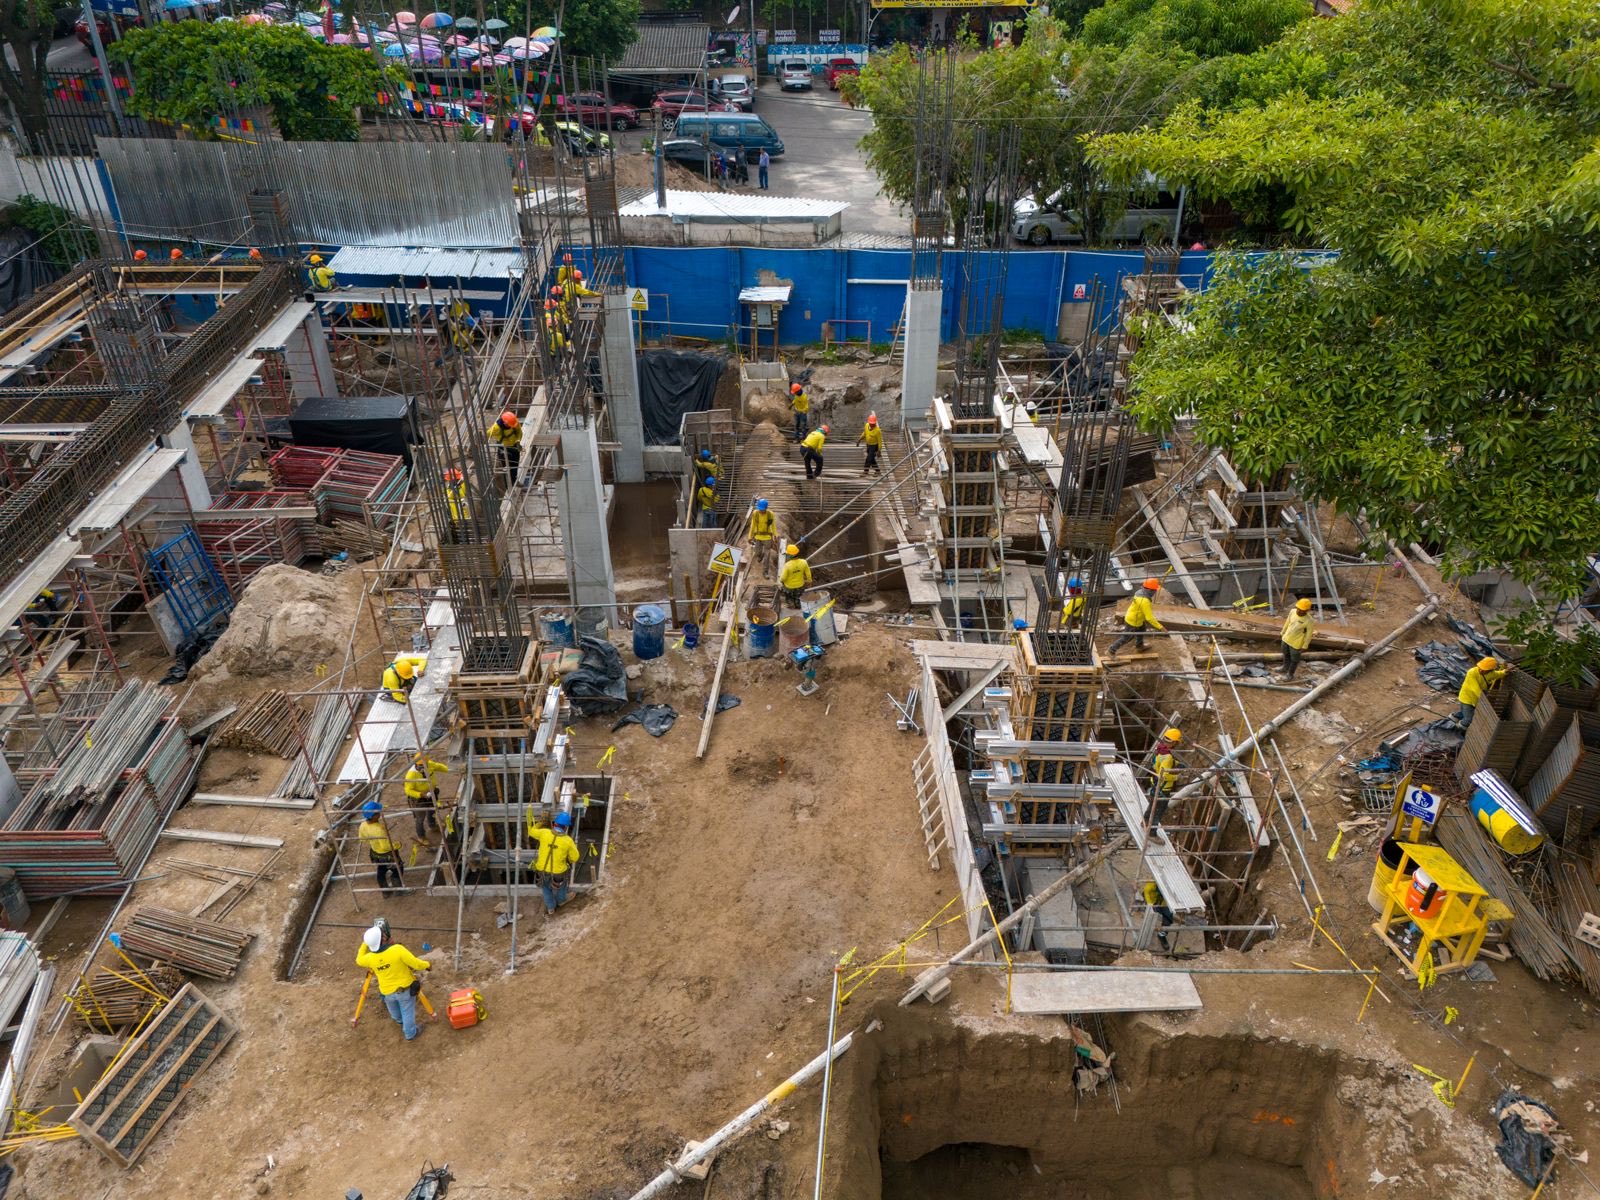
[887,299,906,366]
[911,743,949,870]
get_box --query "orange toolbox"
[447,988,486,1029]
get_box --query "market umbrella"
[383,41,407,55]
[393,9,417,24]
[452,44,480,59]
[419,11,451,27]
[443,32,470,44]
[329,31,354,42]
[500,34,527,47]
[483,17,508,30]
[240,11,272,23]
[453,15,477,27]
[410,43,443,61]
[163,0,200,10]
[530,24,556,36]
[515,41,548,58]
[473,32,498,45]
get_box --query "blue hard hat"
[553,811,572,830]
[705,476,716,487]
[1013,618,1027,630]
[756,498,768,511]
[700,449,711,459]
[1068,576,1083,589]
[362,800,381,819]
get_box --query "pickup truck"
[823,58,860,90]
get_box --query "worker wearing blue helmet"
[527,809,582,916]
[748,497,776,572]
[357,800,404,897]
[1062,576,1087,626]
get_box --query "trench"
[820,1009,1395,1200]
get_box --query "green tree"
[1090,0,1600,595]
[5,194,86,271]
[481,0,640,64]
[1080,0,1309,58]
[114,21,390,141]
[0,0,59,149]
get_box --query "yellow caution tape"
[1410,1063,1457,1108]
[1444,1005,1458,1025]
[1417,953,1437,991]
[596,746,616,770]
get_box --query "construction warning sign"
[708,542,742,576]
[629,287,648,311]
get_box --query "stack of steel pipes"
[274,694,352,799]
[215,691,307,758]
[118,909,254,980]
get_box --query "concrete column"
[601,289,645,483]
[559,422,616,629]
[282,312,336,401]
[899,285,942,427]
[159,421,212,510]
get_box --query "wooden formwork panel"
[1013,635,1104,785]
[452,642,542,738]
[438,534,510,581]
[69,982,237,1168]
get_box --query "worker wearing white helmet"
[355,918,432,1041]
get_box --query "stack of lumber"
[70,964,183,1032]
[214,691,307,758]
[1146,605,1367,651]
[118,909,254,980]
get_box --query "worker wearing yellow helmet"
[307,253,335,292]
[1280,597,1314,681]
[1457,656,1508,727]
[381,655,427,703]
[779,542,811,609]
[1150,727,1181,825]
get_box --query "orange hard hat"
[500,410,518,428]
[1143,578,1161,591]
[132,249,147,261]
[867,414,878,426]
[169,248,183,260]
[444,468,463,483]
[248,247,263,260]
[574,269,584,280]
[550,285,563,297]
[790,383,802,394]
[819,424,830,434]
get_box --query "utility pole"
[81,0,126,138]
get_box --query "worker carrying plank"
[487,410,522,488]
[1280,598,1314,680]
[381,655,427,704]
[780,543,812,610]
[1107,578,1165,655]
[1457,656,1508,727]
[748,497,776,572]
[1149,727,1181,826]
[527,810,582,916]
[856,413,883,476]
[355,918,433,1041]
[358,800,406,898]
[790,382,810,441]
[405,755,449,843]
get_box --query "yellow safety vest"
[750,510,775,541]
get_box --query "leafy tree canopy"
[114,21,390,141]
[1090,0,1600,595]
[1080,0,1310,59]
[481,0,640,64]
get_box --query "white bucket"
[801,590,837,645]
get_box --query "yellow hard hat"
[1296,598,1312,612]
[1478,657,1499,672]
[309,254,324,264]
[394,659,416,679]
[1162,727,1181,743]
[785,543,800,556]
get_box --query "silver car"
[779,61,812,91]
[713,73,754,110]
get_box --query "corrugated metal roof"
[328,248,525,279]
[619,189,848,222]
[613,22,709,73]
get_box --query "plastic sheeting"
[1492,1090,1558,1187]
[1413,616,1501,694]
[638,348,725,445]
[289,394,419,464]
[612,703,678,736]
[563,636,629,715]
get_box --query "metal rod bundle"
[215,691,307,758]
[70,964,183,1032]
[118,908,254,980]
[275,694,354,799]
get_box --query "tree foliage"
[114,21,390,141]
[1091,0,1600,594]
[481,0,640,64]
[1080,0,1309,58]
[0,0,60,147]
[5,194,86,271]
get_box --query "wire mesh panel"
[146,529,233,639]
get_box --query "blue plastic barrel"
[633,605,667,660]
[538,610,574,648]
[748,606,778,658]
[681,622,701,650]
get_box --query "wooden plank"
[1101,762,1205,913]
[189,793,314,811]
[1007,970,1202,1014]
[1149,605,1366,651]
[1204,489,1237,528]
[1130,486,1207,610]
[159,829,285,849]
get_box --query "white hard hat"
[363,925,383,952]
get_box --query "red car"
[560,92,639,131]
[651,89,713,120]
[823,58,860,90]
[75,11,140,51]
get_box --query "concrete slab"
[1007,969,1202,1014]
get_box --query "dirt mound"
[194,565,351,683]
[747,392,791,428]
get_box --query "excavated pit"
[818,1008,1429,1200]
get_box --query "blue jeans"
[794,412,808,441]
[383,987,419,1040]
[541,875,569,914]
[759,165,769,189]
[700,509,718,528]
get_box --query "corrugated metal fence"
[97,139,519,249]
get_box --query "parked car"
[1011,187,1183,245]
[560,91,639,131]
[659,138,748,182]
[549,120,610,156]
[652,89,713,123]
[779,61,812,91]
[75,11,139,50]
[823,58,860,89]
[709,73,753,110]
[670,112,783,162]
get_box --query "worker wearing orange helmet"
[443,467,469,522]
[132,249,148,262]
[856,412,883,476]
[248,247,263,261]
[557,251,577,291]
[168,247,184,261]
[487,409,522,489]
[801,424,829,480]
[1108,577,1165,656]
[1457,655,1508,727]
[789,381,810,441]
[1280,597,1314,680]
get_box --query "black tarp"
[638,349,726,445]
[564,636,630,715]
[0,229,58,318]
[289,394,419,464]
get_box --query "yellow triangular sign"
[710,546,736,574]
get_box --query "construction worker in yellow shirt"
[380,655,427,703]
[696,475,719,528]
[1148,727,1180,824]
[789,382,810,441]
[801,424,828,479]
[487,409,522,489]
[528,810,582,915]
[748,497,776,572]
[557,251,578,290]
[358,800,405,897]
[1457,656,1508,727]
[307,253,335,291]
[404,755,449,842]
[695,447,720,489]
[543,301,566,357]
[356,918,432,1040]
[1141,880,1175,952]
[1280,598,1314,680]
[1061,576,1086,629]
[857,412,883,476]
[1108,578,1164,655]
[779,543,811,609]
[443,468,470,523]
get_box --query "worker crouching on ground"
[748,498,776,572]
[22,588,59,630]
[790,382,810,441]
[1107,578,1164,655]
[405,755,449,843]
[381,654,427,703]
[359,800,407,898]
[802,425,829,480]
[1149,728,1180,825]
[1457,656,1508,727]
[780,543,812,609]
[356,918,433,1041]
[487,409,522,489]
[528,810,582,916]
[857,413,882,476]
[697,475,719,529]
[1280,598,1314,680]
